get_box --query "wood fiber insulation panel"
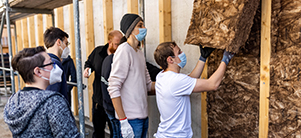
[268,0,301,137]
[184,0,260,53]
[207,50,259,137]
[273,0,301,56]
[206,6,261,137]
[269,55,301,137]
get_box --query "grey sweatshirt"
[4,87,79,138]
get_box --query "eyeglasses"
[38,62,55,68]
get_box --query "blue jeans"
[128,117,149,138]
[106,113,122,138]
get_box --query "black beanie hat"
[120,13,143,38]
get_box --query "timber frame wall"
[10,0,271,137]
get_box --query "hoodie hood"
[3,89,60,135]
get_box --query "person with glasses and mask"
[153,42,234,137]
[44,27,71,105]
[108,13,155,138]
[4,46,79,137]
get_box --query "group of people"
[3,13,234,138]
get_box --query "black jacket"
[84,44,108,104]
[62,55,77,94]
[46,53,69,105]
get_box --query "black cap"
[120,13,143,38]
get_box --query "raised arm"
[189,46,215,78]
[193,50,234,92]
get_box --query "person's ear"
[55,39,62,46]
[33,67,42,77]
[167,56,174,64]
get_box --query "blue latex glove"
[221,50,234,65]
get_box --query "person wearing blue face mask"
[153,42,234,138]
[108,13,156,138]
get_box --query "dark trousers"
[92,101,112,138]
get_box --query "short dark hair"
[12,46,46,83]
[154,42,176,70]
[43,27,69,49]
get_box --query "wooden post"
[35,14,44,46]
[21,18,29,48]
[69,4,79,116]
[201,61,208,138]
[259,0,271,137]
[55,7,64,30]
[15,20,24,88]
[103,0,113,44]
[28,16,36,48]
[46,14,53,28]
[159,0,171,43]
[84,0,95,122]
[11,30,18,91]
[127,0,138,14]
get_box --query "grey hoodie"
[4,87,79,138]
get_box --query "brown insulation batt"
[268,0,301,137]
[206,5,261,137]
[269,55,301,138]
[184,0,260,53]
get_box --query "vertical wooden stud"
[28,16,36,48]
[127,0,138,14]
[69,4,79,116]
[259,0,271,137]
[36,14,44,46]
[15,20,25,88]
[46,14,53,28]
[103,0,113,44]
[84,0,95,122]
[55,7,64,30]
[21,18,29,48]
[159,0,171,43]
[201,61,208,138]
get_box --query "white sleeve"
[171,74,196,96]
[108,46,130,99]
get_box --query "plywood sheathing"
[184,0,260,53]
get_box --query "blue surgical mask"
[135,28,147,41]
[177,52,187,68]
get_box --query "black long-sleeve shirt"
[84,44,108,104]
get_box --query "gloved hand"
[199,45,215,62]
[120,118,134,138]
[221,50,235,65]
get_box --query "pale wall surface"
[58,0,202,137]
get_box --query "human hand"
[83,68,90,78]
[221,50,235,65]
[199,45,215,62]
[120,118,134,138]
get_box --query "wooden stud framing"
[55,7,64,30]
[201,61,208,138]
[69,4,79,116]
[46,14,53,28]
[36,14,44,46]
[84,0,95,121]
[15,20,25,88]
[28,16,36,48]
[127,0,138,14]
[103,0,113,44]
[21,18,29,48]
[259,0,271,137]
[159,0,171,43]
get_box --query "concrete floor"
[0,93,110,138]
